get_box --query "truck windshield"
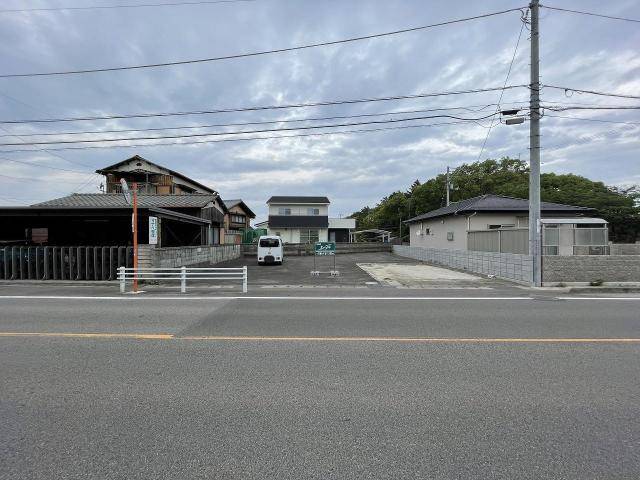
[259,238,280,247]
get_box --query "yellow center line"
[1,332,639,343]
[0,332,172,339]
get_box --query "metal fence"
[118,266,248,293]
[0,246,132,280]
[467,229,529,254]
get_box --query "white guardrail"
[118,266,248,293]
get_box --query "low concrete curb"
[569,286,640,294]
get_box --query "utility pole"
[529,0,542,286]
[132,182,139,293]
[446,166,450,206]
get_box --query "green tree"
[350,158,640,242]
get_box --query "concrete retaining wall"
[150,245,241,268]
[242,242,392,257]
[393,245,533,284]
[542,255,640,284]
[610,243,640,255]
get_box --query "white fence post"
[242,265,248,293]
[119,266,125,293]
[180,266,187,293]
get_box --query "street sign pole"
[312,242,338,276]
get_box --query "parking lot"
[0,251,523,298]
[219,251,514,291]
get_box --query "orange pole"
[132,183,138,293]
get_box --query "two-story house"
[260,196,356,244]
[96,155,215,195]
[264,196,330,244]
[223,199,256,244]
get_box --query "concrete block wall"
[242,242,392,257]
[152,245,240,268]
[137,245,155,269]
[393,245,533,284]
[542,255,640,284]
[610,243,640,255]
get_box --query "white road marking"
[0,295,638,301]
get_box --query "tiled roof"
[223,199,243,209]
[267,196,330,204]
[223,198,256,218]
[31,193,217,209]
[405,194,593,223]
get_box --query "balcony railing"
[107,182,161,194]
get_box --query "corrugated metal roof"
[267,196,330,204]
[405,194,593,223]
[31,193,217,209]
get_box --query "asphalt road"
[2,295,640,479]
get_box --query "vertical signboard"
[149,216,158,245]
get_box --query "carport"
[349,229,391,243]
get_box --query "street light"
[505,117,525,125]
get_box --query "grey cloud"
[0,0,638,218]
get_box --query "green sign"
[314,241,336,255]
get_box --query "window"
[447,231,454,241]
[488,224,516,230]
[259,238,280,247]
[230,214,246,224]
[542,225,559,256]
[307,208,320,215]
[300,229,320,244]
[278,207,291,216]
[517,217,529,228]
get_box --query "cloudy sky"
[0,0,638,221]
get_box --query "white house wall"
[266,228,328,243]
[268,204,329,216]
[409,213,529,250]
[409,215,468,249]
[468,213,528,230]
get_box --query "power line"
[544,114,640,126]
[0,90,97,169]
[543,127,638,153]
[0,0,257,13]
[476,13,527,161]
[0,156,90,173]
[543,85,640,100]
[0,112,500,146]
[540,5,640,24]
[544,105,640,112]
[0,7,526,78]
[0,85,528,125]
[0,102,530,138]
[0,119,491,153]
